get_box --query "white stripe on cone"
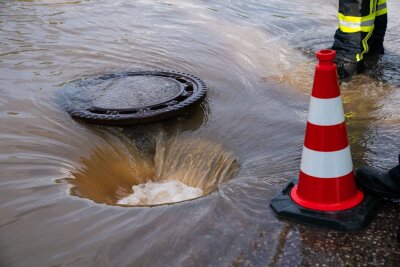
[308,96,345,126]
[300,146,353,178]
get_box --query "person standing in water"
[332,0,400,231]
[332,0,388,81]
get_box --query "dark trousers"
[332,0,388,63]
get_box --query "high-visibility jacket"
[332,0,388,62]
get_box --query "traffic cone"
[270,49,382,230]
[292,49,363,211]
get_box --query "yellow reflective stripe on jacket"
[376,1,387,16]
[376,7,387,16]
[338,13,375,33]
[338,13,375,23]
[356,30,373,61]
[376,0,387,16]
[370,0,374,14]
[377,3,387,11]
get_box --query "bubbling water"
[64,132,238,206]
[117,180,204,206]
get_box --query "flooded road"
[1,0,400,266]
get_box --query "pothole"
[63,134,238,207]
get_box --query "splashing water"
[2,0,400,266]
[65,129,238,206]
[154,132,238,195]
[117,180,203,206]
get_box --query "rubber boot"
[335,58,365,82]
[355,154,400,199]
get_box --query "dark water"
[1,0,400,266]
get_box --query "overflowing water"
[1,0,400,266]
[117,180,203,206]
[62,130,237,205]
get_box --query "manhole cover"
[62,71,207,126]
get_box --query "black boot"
[335,58,365,82]
[356,155,400,199]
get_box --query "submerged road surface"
[1,0,400,266]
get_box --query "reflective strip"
[339,19,375,28]
[339,20,374,33]
[339,25,374,33]
[376,7,387,16]
[355,0,377,60]
[307,96,345,126]
[357,29,373,61]
[300,146,353,178]
[370,0,376,14]
[338,13,375,33]
[338,13,375,23]
[377,3,387,10]
[378,0,386,5]
[376,0,387,16]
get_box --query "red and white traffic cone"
[270,49,381,230]
[291,49,363,211]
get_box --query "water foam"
[117,180,203,206]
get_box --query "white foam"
[117,180,203,206]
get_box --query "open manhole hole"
[61,135,238,207]
[60,71,207,126]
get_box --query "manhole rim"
[66,70,207,126]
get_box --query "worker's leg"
[332,0,377,80]
[356,154,400,199]
[367,0,387,55]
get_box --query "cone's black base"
[270,179,384,231]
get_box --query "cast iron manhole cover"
[61,71,207,126]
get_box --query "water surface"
[1,0,400,266]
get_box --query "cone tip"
[316,49,336,61]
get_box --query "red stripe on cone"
[311,69,340,99]
[304,122,349,152]
[291,171,364,211]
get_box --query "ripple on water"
[1,0,400,266]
